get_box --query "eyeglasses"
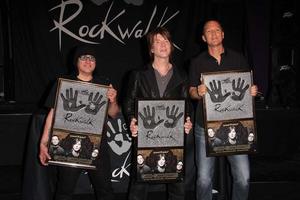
[79,55,96,62]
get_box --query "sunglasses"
[79,55,96,62]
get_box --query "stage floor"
[1,184,300,200]
[1,107,300,200]
[1,161,300,200]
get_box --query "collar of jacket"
[144,63,185,97]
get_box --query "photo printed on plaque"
[136,148,184,182]
[49,130,102,169]
[137,100,185,148]
[205,119,257,156]
[202,71,253,121]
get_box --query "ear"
[202,35,206,42]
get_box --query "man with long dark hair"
[123,27,193,200]
[39,45,120,200]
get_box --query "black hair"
[72,44,97,74]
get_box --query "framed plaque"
[48,78,109,169]
[202,70,257,156]
[136,99,185,183]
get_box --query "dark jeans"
[54,166,114,200]
[55,136,114,200]
[128,181,185,200]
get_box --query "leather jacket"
[123,64,191,122]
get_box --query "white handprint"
[106,119,131,155]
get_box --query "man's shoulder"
[132,64,153,76]
[57,74,76,80]
[92,75,110,86]
[57,74,110,85]
[191,51,208,62]
[128,68,144,78]
[189,51,210,71]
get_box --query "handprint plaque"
[202,70,257,156]
[136,99,185,183]
[202,70,254,121]
[137,100,185,148]
[48,78,109,169]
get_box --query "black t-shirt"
[44,74,110,109]
[189,48,249,126]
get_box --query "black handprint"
[60,88,85,112]
[231,78,249,101]
[164,105,184,128]
[207,80,231,103]
[138,105,164,129]
[85,92,107,115]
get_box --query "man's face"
[77,54,96,75]
[207,128,215,138]
[248,133,254,142]
[228,127,236,139]
[92,149,99,158]
[137,155,144,165]
[151,34,171,60]
[51,136,59,146]
[73,140,82,152]
[157,155,166,167]
[176,161,183,170]
[202,21,224,47]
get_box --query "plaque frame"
[48,78,109,169]
[202,70,257,156]
[135,99,186,183]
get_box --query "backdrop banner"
[10,0,202,104]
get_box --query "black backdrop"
[9,0,203,104]
[2,0,273,105]
[2,0,300,198]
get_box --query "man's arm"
[250,85,258,97]
[107,84,120,118]
[122,71,138,123]
[189,84,207,100]
[189,86,201,100]
[39,108,54,165]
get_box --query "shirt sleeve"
[122,70,139,122]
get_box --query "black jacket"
[123,64,191,122]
